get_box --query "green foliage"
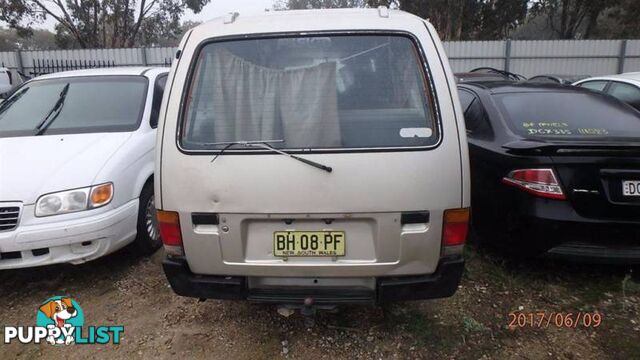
[462,316,486,333]
[277,0,640,40]
[276,0,528,40]
[0,26,57,51]
[0,0,212,49]
[531,0,619,39]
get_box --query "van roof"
[190,8,428,39]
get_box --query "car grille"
[0,207,20,232]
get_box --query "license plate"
[622,180,640,196]
[273,231,345,257]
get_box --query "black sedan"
[458,81,640,263]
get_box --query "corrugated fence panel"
[510,40,622,77]
[624,40,640,73]
[0,51,17,68]
[21,48,143,68]
[443,41,505,72]
[145,47,178,65]
[512,40,620,57]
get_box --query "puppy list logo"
[4,296,124,345]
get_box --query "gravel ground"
[0,245,638,359]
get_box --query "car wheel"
[134,183,161,254]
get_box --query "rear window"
[494,91,640,141]
[180,34,438,151]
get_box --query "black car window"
[577,80,608,92]
[495,91,640,141]
[458,90,475,113]
[463,96,493,139]
[607,81,640,111]
[150,74,168,128]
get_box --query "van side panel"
[155,29,193,210]
[423,20,471,208]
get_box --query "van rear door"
[159,26,468,277]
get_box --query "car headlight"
[35,183,113,217]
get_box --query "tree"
[531,0,617,39]
[476,0,528,40]
[0,26,57,51]
[275,0,529,41]
[0,0,212,49]
[398,0,475,40]
[594,0,640,39]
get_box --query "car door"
[606,81,640,111]
[458,88,498,227]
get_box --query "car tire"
[134,182,161,255]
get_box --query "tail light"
[157,210,183,256]
[442,208,470,254]
[502,168,566,200]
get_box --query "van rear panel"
[157,9,469,282]
[162,149,460,276]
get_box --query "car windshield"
[495,91,640,141]
[181,34,437,150]
[0,76,147,137]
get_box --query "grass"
[383,306,460,353]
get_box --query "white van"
[157,8,470,306]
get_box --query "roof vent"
[377,6,389,18]
[224,12,239,24]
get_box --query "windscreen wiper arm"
[0,87,29,116]
[207,140,332,173]
[35,83,70,135]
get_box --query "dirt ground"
[0,244,638,360]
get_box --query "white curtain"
[195,49,341,148]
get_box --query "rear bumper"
[547,241,640,265]
[513,204,640,263]
[474,185,640,262]
[162,255,464,304]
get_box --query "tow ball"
[301,297,316,327]
[277,297,320,328]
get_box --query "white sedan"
[0,67,169,269]
[573,72,640,112]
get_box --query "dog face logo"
[36,296,84,345]
[39,298,77,328]
[4,296,123,345]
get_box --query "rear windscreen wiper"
[35,83,70,135]
[207,140,332,173]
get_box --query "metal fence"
[28,59,118,77]
[1,40,640,78]
[443,39,640,77]
[0,47,175,78]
